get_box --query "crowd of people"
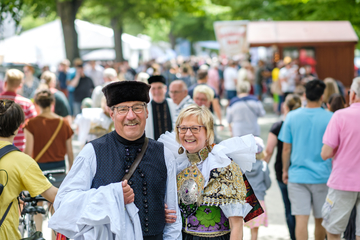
[0,55,359,240]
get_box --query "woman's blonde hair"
[193,85,214,102]
[175,104,214,146]
[284,94,302,111]
[323,77,339,103]
[40,71,56,87]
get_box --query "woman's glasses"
[177,125,205,134]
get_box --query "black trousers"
[144,234,163,240]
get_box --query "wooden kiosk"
[247,21,358,86]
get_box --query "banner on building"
[214,20,249,57]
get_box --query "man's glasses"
[112,103,146,115]
[348,90,357,96]
[169,90,183,95]
[177,125,205,134]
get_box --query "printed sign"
[214,21,249,57]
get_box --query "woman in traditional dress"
[159,104,262,240]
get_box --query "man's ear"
[16,82,23,90]
[350,90,356,103]
[146,108,149,119]
[110,108,115,121]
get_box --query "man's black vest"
[91,131,167,237]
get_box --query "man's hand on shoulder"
[122,180,134,204]
[164,203,177,223]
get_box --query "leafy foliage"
[0,0,24,26]
[212,0,360,47]
[6,0,360,51]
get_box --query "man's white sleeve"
[48,143,142,240]
[163,147,182,240]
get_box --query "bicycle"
[18,191,47,240]
[18,168,67,240]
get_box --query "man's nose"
[126,108,136,119]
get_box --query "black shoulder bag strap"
[0,145,20,228]
[121,137,149,182]
[244,100,258,117]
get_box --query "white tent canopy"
[0,19,151,68]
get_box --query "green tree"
[167,2,231,47]
[56,0,83,62]
[1,0,83,62]
[82,0,210,61]
[212,0,360,40]
[0,0,23,27]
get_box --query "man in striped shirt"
[0,69,37,151]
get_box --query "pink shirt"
[207,68,220,95]
[323,102,360,191]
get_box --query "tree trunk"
[111,17,124,62]
[168,26,176,50]
[57,0,82,64]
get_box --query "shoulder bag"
[34,118,63,162]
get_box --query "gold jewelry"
[186,145,213,165]
[178,146,184,154]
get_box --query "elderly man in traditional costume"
[145,75,176,140]
[49,81,181,240]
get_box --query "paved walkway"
[218,112,316,240]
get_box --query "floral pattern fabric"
[182,205,230,237]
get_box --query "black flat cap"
[102,81,151,107]
[148,75,166,85]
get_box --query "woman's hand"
[164,203,177,223]
[229,216,243,240]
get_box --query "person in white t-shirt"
[91,68,119,108]
[223,60,238,101]
[279,57,297,94]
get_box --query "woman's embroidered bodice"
[176,146,247,236]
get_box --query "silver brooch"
[179,178,199,205]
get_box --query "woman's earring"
[178,146,184,154]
